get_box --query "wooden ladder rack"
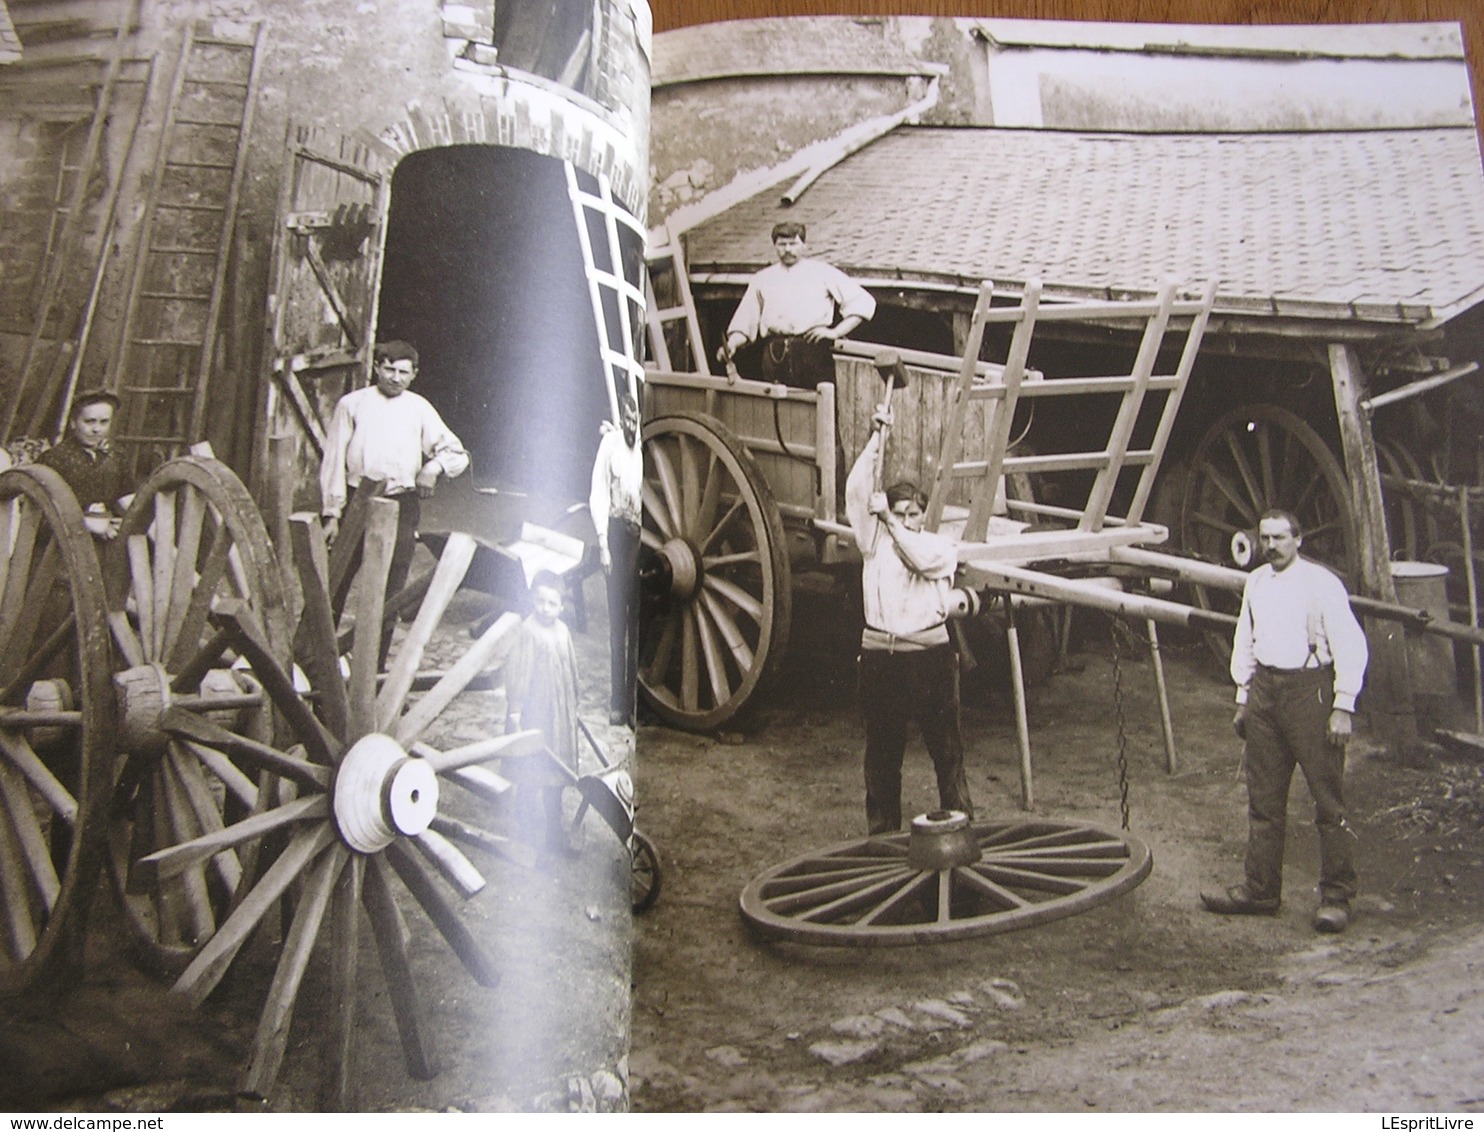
[107,19,265,469]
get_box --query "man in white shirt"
[717,221,876,389]
[1201,509,1369,933]
[846,408,972,834]
[589,388,643,726]
[320,341,469,655]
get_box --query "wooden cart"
[640,278,1222,730]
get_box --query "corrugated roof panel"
[685,126,1484,323]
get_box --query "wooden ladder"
[926,279,1218,543]
[563,163,649,416]
[643,224,714,376]
[107,20,265,470]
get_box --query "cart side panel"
[834,356,993,512]
[645,374,821,522]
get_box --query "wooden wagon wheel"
[133,499,543,1103]
[1376,437,1437,563]
[0,465,115,993]
[1178,404,1358,658]
[102,456,291,973]
[639,412,791,731]
[738,812,1151,947]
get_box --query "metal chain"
[1108,617,1132,832]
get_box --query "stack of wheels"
[0,456,557,1106]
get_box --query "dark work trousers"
[858,644,973,835]
[1243,664,1357,906]
[760,334,836,389]
[607,516,640,724]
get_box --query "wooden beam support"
[1328,342,1417,754]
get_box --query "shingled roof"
[653,17,937,88]
[685,125,1484,326]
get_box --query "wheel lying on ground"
[639,412,791,731]
[0,465,115,994]
[1178,404,1357,658]
[631,826,660,914]
[102,456,291,973]
[739,813,1151,947]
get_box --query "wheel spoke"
[391,611,519,747]
[151,489,178,661]
[678,432,701,535]
[166,744,242,893]
[411,829,485,898]
[326,852,364,1109]
[858,870,936,926]
[173,821,336,1007]
[691,599,733,710]
[700,591,756,673]
[794,868,921,924]
[641,481,675,541]
[348,500,397,741]
[159,750,216,945]
[642,609,679,688]
[0,760,59,912]
[702,574,764,624]
[384,841,500,988]
[364,854,437,1078]
[1222,430,1266,515]
[690,449,722,542]
[177,739,258,810]
[376,532,476,732]
[0,810,39,961]
[0,730,77,826]
[127,534,156,662]
[1255,418,1277,505]
[679,605,699,711]
[165,519,233,674]
[159,707,330,792]
[136,793,329,886]
[161,484,208,663]
[1202,455,1258,527]
[0,502,40,658]
[957,865,1033,909]
[648,442,685,536]
[242,843,347,1097]
[976,862,1090,896]
[0,543,60,687]
[697,496,746,556]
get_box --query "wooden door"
[257,122,395,531]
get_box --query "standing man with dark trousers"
[1201,509,1369,933]
[845,406,972,834]
[717,221,876,389]
[590,388,642,726]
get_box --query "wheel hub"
[658,537,699,600]
[332,733,439,853]
[905,810,981,871]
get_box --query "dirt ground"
[0,547,634,1114]
[629,582,1484,1113]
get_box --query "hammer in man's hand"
[871,350,910,491]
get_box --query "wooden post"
[1328,343,1417,753]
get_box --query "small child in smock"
[504,570,580,856]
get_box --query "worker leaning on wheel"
[845,406,973,835]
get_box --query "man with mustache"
[1201,509,1369,933]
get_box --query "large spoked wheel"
[739,813,1151,947]
[639,412,791,731]
[103,457,291,973]
[0,465,115,994]
[137,502,544,1104]
[1178,404,1357,658]
[631,827,660,914]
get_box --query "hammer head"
[873,350,910,391]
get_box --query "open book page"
[0,0,649,1114]
[634,14,1484,1112]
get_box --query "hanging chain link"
[1108,617,1132,832]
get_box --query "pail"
[1390,561,1456,694]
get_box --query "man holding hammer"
[845,357,973,834]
